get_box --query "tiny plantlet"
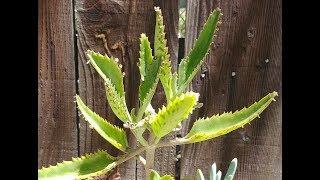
[39,7,277,180]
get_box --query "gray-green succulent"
[196,158,237,180]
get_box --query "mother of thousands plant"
[39,7,278,180]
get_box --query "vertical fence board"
[75,0,124,158]
[130,1,180,178]
[39,0,281,179]
[180,0,282,179]
[152,0,179,178]
[74,0,156,179]
[38,0,78,168]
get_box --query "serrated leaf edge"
[154,6,173,100]
[86,50,124,96]
[139,33,153,81]
[149,92,199,137]
[177,8,221,93]
[39,150,116,180]
[184,91,278,142]
[105,79,132,122]
[76,95,128,151]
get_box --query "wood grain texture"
[38,0,78,168]
[74,0,156,179]
[39,0,281,179]
[151,0,180,178]
[180,0,282,179]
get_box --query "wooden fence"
[38,0,281,179]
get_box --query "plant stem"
[144,132,161,179]
[132,128,148,146]
[115,147,147,166]
[98,146,147,178]
[99,136,186,179]
[145,145,156,179]
[112,138,186,168]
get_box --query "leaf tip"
[86,49,93,55]
[271,91,278,97]
[140,33,147,39]
[154,6,161,12]
[231,158,238,164]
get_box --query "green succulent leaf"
[177,8,221,94]
[150,92,199,138]
[160,58,173,100]
[216,171,222,180]
[87,50,124,96]
[171,72,178,97]
[224,175,234,180]
[104,79,132,122]
[181,177,194,180]
[210,163,217,180]
[76,95,129,152]
[154,7,169,61]
[87,50,131,122]
[139,34,153,81]
[150,170,161,180]
[138,33,162,121]
[189,158,237,180]
[181,92,278,143]
[224,158,237,180]
[154,7,174,100]
[196,169,205,180]
[38,150,116,180]
[160,175,175,180]
[149,170,174,180]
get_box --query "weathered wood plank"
[133,1,180,178]
[39,0,281,179]
[151,0,180,178]
[180,0,282,179]
[74,0,156,179]
[38,0,78,168]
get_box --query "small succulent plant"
[196,158,237,180]
[179,159,237,180]
[38,7,277,180]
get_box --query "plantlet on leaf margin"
[38,6,278,180]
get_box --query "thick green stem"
[132,128,148,146]
[98,134,186,179]
[106,137,188,179]
[132,104,155,146]
[98,146,147,178]
[145,146,156,179]
[144,138,186,179]
[115,147,147,166]
[145,133,160,179]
